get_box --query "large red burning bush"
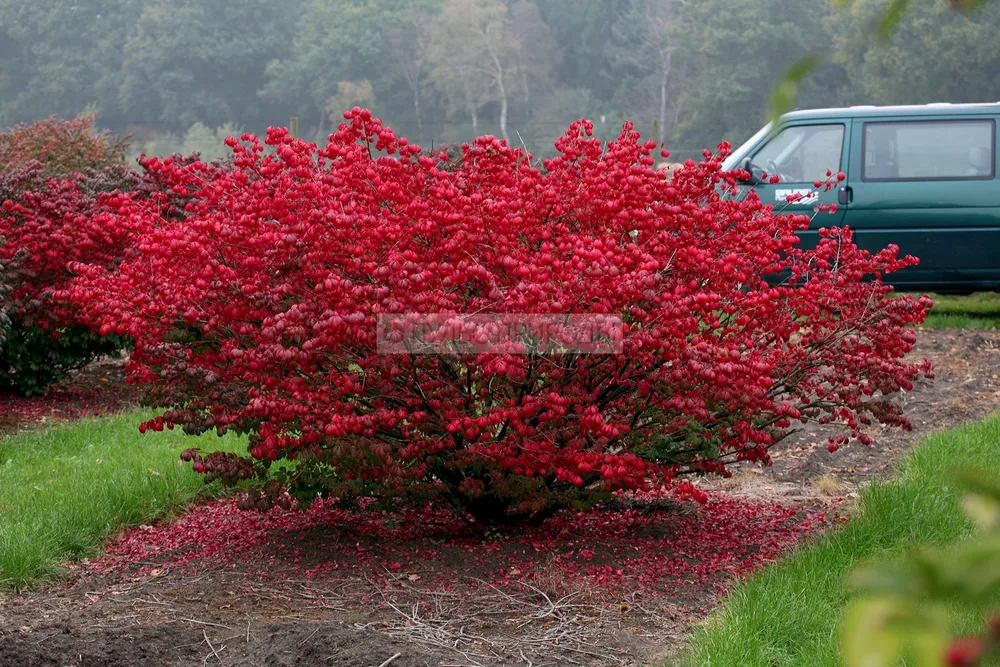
[66,109,931,523]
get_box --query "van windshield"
[721,122,773,171]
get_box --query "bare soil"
[1,329,998,667]
[0,531,694,667]
[708,328,1000,502]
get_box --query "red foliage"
[91,493,835,599]
[0,115,127,179]
[0,176,144,329]
[66,109,932,522]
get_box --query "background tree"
[833,0,1000,106]
[0,0,142,128]
[605,0,690,147]
[384,2,442,141]
[507,2,560,114]
[119,0,302,133]
[3,0,1000,160]
[427,0,513,140]
[261,0,412,140]
[672,0,850,150]
[532,0,622,103]
[325,80,378,124]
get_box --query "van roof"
[782,102,1000,122]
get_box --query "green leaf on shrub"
[841,596,950,667]
[954,468,1000,530]
[840,596,908,667]
[947,536,1000,601]
[876,0,910,42]
[848,560,928,599]
[963,492,1000,531]
[767,54,825,134]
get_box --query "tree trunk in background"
[463,77,479,135]
[493,53,509,144]
[316,107,327,142]
[658,50,674,146]
[413,87,423,140]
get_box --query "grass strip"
[910,292,1000,329]
[680,412,1000,666]
[0,409,246,589]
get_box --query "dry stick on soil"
[33,632,58,645]
[202,629,225,666]
[359,580,495,666]
[297,626,320,646]
[377,653,402,667]
[361,577,626,666]
[239,578,348,609]
[180,617,233,630]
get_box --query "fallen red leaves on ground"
[0,385,136,430]
[92,492,840,604]
[0,360,139,432]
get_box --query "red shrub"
[0,115,128,179]
[66,109,932,523]
[0,176,143,328]
[0,116,143,394]
[0,116,137,323]
[0,171,145,394]
[0,118,219,394]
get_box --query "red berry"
[944,638,985,667]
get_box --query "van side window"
[750,124,845,184]
[863,120,995,181]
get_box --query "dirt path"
[0,329,997,667]
[706,329,1000,502]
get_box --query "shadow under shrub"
[0,324,126,397]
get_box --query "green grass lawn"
[914,292,1000,329]
[679,412,1000,666]
[0,410,247,590]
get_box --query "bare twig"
[297,627,320,646]
[377,653,403,667]
[358,577,628,666]
[202,630,225,666]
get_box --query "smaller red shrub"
[0,115,128,179]
[0,174,143,395]
[0,175,145,330]
[0,117,142,395]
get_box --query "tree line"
[1,0,998,161]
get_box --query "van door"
[739,120,850,232]
[841,116,1000,292]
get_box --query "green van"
[721,103,1000,293]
